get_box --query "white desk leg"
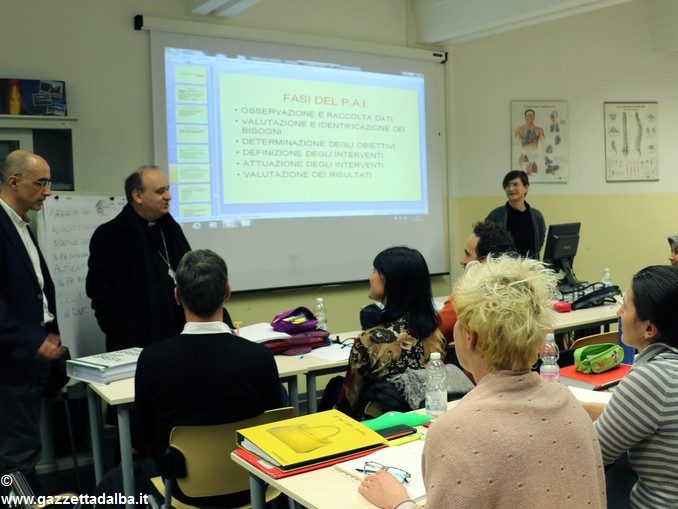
[117,404,135,509]
[306,373,318,414]
[279,375,299,415]
[248,474,267,509]
[288,377,299,415]
[86,386,104,483]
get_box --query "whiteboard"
[37,195,126,358]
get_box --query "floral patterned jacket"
[337,317,445,417]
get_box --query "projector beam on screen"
[150,31,447,291]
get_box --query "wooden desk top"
[88,377,135,406]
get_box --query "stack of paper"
[567,385,613,404]
[236,409,385,475]
[237,322,291,343]
[66,347,141,384]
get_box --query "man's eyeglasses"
[32,179,52,189]
[13,175,52,189]
[357,461,411,484]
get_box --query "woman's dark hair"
[631,265,678,348]
[372,246,438,338]
[502,170,529,189]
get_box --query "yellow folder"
[237,409,385,469]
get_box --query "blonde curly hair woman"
[359,255,606,509]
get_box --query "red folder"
[233,446,383,479]
[560,363,632,390]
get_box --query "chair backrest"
[169,406,294,498]
[570,331,618,351]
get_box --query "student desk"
[302,331,359,413]
[85,357,308,507]
[303,301,621,413]
[86,380,135,508]
[230,405,449,509]
[232,453,381,509]
[550,298,620,334]
[231,386,611,509]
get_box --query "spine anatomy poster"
[604,102,658,182]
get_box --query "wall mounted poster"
[604,102,658,182]
[511,100,568,183]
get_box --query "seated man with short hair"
[135,249,282,505]
[439,221,515,343]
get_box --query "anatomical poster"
[511,100,568,183]
[604,102,658,182]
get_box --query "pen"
[594,379,621,391]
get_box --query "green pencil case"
[362,411,430,431]
[574,343,624,374]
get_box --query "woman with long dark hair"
[588,265,678,508]
[335,246,445,419]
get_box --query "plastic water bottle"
[539,333,560,383]
[601,267,613,287]
[425,352,447,420]
[314,297,327,331]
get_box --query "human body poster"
[511,100,568,183]
[604,102,658,182]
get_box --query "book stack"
[234,409,386,479]
[66,347,142,384]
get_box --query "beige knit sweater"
[401,371,606,508]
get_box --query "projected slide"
[164,48,428,223]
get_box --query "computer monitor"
[543,222,581,288]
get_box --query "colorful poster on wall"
[510,100,568,183]
[0,78,67,116]
[604,102,658,182]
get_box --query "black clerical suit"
[86,204,190,351]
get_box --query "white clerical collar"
[181,321,232,335]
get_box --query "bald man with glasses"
[0,150,65,487]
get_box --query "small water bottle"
[425,352,447,420]
[314,297,327,331]
[539,333,560,383]
[601,267,613,287]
